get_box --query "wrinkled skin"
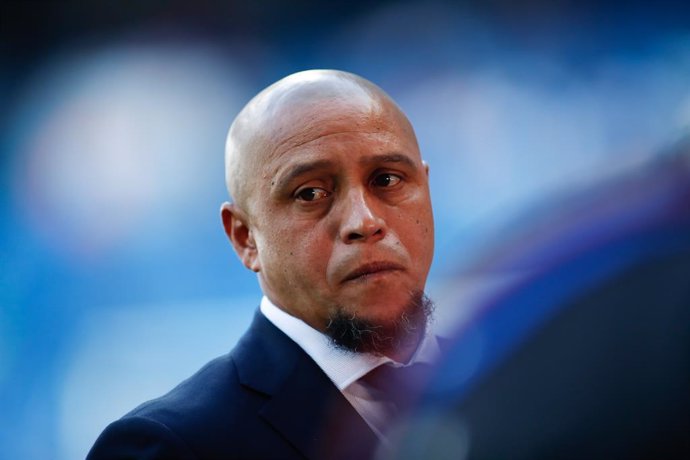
[222,70,434,361]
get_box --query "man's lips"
[342,261,405,283]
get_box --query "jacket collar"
[232,311,379,459]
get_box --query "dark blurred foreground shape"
[393,139,690,460]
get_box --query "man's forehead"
[253,84,384,146]
[257,106,408,169]
[232,72,386,161]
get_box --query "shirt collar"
[260,296,439,390]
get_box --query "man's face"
[243,98,434,342]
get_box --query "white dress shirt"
[260,295,440,441]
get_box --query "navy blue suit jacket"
[87,312,379,459]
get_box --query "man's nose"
[339,189,386,243]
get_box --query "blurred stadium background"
[1,1,689,458]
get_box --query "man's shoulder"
[87,312,308,459]
[135,312,300,423]
[127,352,248,422]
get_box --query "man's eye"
[295,187,331,202]
[372,173,402,188]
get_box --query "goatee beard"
[325,291,434,357]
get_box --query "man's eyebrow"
[359,153,417,169]
[274,159,335,191]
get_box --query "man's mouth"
[342,262,405,283]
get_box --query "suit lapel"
[260,352,379,459]
[233,311,379,459]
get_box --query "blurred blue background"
[1,1,689,458]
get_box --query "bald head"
[220,70,433,359]
[224,69,417,213]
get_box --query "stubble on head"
[325,291,435,360]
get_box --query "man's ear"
[423,159,430,177]
[221,202,260,272]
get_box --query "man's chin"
[325,291,434,358]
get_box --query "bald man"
[87,70,437,460]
